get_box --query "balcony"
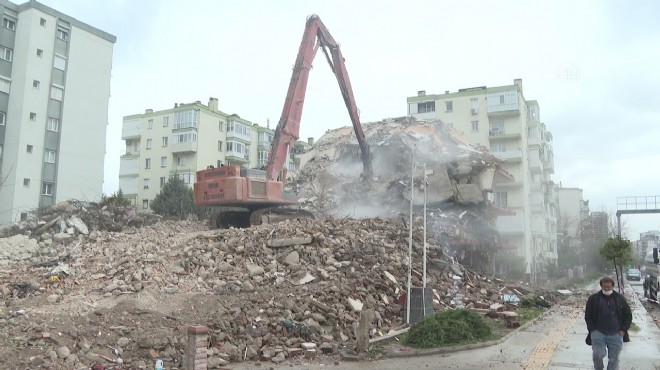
[171,141,198,153]
[119,157,139,176]
[496,209,525,234]
[497,150,522,162]
[529,155,543,173]
[226,150,249,163]
[122,119,140,139]
[489,131,522,140]
[543,158,555,173]
[527,136,541,147]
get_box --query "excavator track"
[249,207,315,226]
[209,210,251,229]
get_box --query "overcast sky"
[32,0,660,239]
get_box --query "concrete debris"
[0,117,555,368]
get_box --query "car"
[626,269,641,281]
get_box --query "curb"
[343,298,569,361]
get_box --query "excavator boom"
[194,15,371,228]
[266,14,372,181]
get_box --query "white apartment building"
[407,79,557,278]
[120,98,309,208]
[0,0,115,224]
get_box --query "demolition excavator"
[194,15,373,228]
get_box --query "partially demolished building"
[289,117,517,275]
[407,79,558,280]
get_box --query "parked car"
[626,268,642,281]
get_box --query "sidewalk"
[550,283,660,370]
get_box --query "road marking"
[522,308,582,370]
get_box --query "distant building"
[119,98,310,208]
[0,0,116,225]
[407,79,557,277]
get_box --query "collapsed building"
[290,117,516,274]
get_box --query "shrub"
[150,176,195,219]
[404,309,492,348]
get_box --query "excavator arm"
[265,14,373,181]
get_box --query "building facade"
[0,0,115,224]
[407,79,558,277]
[120,98,309,208]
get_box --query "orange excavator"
[193,15,373,228]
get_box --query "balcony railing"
[121,119,140,139]
[171,141,198,153]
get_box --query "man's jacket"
[584,290,632,342]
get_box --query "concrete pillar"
[186,325,208,370]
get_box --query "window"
[174,109,199,129]
[218,140,223,151]
[36,49,43,57]
[445,101,453,112]
[162,137,168,147]
[490,143,506,152]
[471,120,479,132]
[0,111,5,125]
[3,18,15,31]
[50,86,63,101]
[177,172,195,185]
[23,178,30,187]
[148,119,153,129]
[142,199,149,209]
[40,18,46,27]
[29,112,37,121]
[27,144,33,153]
[176,156,186,166]
[172,131,197,143]
[160,177,166,188]
[258,132,274,146]
[470,98,479,115]
[145,158,151,169]
[0,144,2,159]
[57,28,68,41]
[227,120,251,138]
[146,138,152,150]
[490,120,505,135]
[494,192,508,208]
[258,150,269,166]
[226,141,246,155]
[160,156,167,167]
[1,46,13,62]
[42,182,54,196]
[53,55,66,70]
[33,80,40,88]
[44,150,56,163]
[218,121,224,131]
[417,101,435,114]
[162,116,169,127]
[47,118,59,131]
[0,78,10,93]
[20,212,28,221]
[143,178,150,189]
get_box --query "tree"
[150,175,196,219]
[600,237,633,293]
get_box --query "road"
[229,281,660,370]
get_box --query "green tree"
[600,237,633,291]
[150,175,195,219]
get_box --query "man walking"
[585,276,632,370]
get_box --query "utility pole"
[406,154,414,324]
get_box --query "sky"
[31,0,660,239]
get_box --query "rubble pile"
[0,216,536,368]
[0,117,529,368]
[0,200,163,240]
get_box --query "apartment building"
[0,0,115,225]
[407,79,557,277]
[120,98,308,208]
